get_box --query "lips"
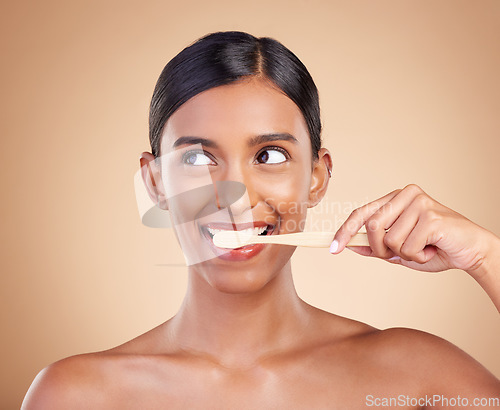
[200,221,276,261]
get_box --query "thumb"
[416,245,439,263]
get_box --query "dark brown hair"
[149,31,322,160]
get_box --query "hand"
[331,184,497,276]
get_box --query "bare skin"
[22,77,500,409]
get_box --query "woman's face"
[150,77,330,293]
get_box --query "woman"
[23,31,500,408]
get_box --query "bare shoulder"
[21,326,180,409]
[21,352,110,409]
[307,303,379,340]
[309,310,500,397]
[361,327,500,395]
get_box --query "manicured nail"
[330,240,339,254]
[388,256,401,261]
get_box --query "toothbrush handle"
[253,232,369,247]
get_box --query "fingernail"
[388,256,401,261]
[330,240,339,254]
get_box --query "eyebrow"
[248,133,298,146]
[172,133,298,149]
[172,136,219,149]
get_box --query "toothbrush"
[213,231,369,249]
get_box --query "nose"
[214,162,258,217]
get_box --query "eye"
[255,147,289,164]
[182,151,216,166]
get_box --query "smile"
[205,224,274,239]
[200,222,276,261]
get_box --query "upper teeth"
[207,226,267,236]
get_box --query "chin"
[193,250,293,295]
[206,271,275,295]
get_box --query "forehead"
[161,78,311,150]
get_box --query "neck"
[167,260,313,368]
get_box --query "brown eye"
[256,148,287,164]
[257,151,269,163]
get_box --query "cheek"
[162,164,219,226]
[257,171,311,233]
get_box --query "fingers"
[331,189,401,254]
[332,184,426,255]
[331,184,443,267]
[374,195,422,259]
[366,187,426,258]
[346,215,440,264]
[398,216,440,263]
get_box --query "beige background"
[1,0,500,407]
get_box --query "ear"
[308,148,333,208]
[139,152,168,210]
